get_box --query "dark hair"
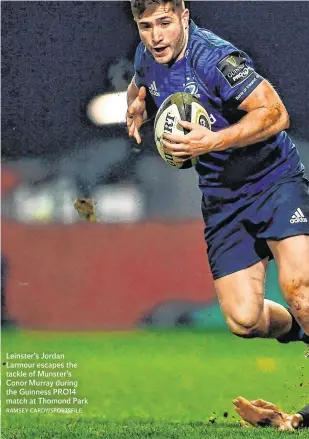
[131,0,184,18]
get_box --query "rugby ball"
[154,92,211,169]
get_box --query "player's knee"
[226,313,262,338]
[279,273,309,306]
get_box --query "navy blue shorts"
[202,177,309,280]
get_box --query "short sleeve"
[214,51,264,106]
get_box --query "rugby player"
[233,397,309,431]
[126,0,309,350]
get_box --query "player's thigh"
[267,235,309,302]
[214,258,268,328]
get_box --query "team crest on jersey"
[184,81,199,95]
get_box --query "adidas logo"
[149,81,160,97]
[290,207,308,224]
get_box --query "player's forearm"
[214,106,289,151]
[127,77,139,107]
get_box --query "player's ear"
[181,9,189,28]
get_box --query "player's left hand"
[161,120,220,162]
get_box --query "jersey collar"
[189,20,198,36]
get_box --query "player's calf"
[269,235,309,344]
[278,274,309,340]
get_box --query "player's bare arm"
[162,80,290,160]
[218,79,289,149]
[126,77,147,144]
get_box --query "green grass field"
[1,328,308,438]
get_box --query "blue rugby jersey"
[134,21,304,198]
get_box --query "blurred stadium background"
[1,0,309,331]
[2,3,309,436]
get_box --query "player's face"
[135,3,189,64]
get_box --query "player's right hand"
[126,86,147,144]
[233,397,302,431]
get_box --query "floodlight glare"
[87,92,127,125]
